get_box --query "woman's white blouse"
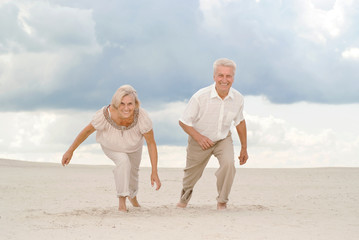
[91,106,152,153]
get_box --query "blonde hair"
[111,85,140,109]
[213,58,237,74]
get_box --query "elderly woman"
[62,85,161,212]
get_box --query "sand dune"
[1,159,358,240]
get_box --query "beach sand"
[1,158,358,240]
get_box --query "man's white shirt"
[180,84,244,142]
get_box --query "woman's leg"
[127,148,142,207]
[101,146,131,211]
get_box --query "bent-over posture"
[62,85,161,212]
[177,58,248,210]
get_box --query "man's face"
[213,65,235,95]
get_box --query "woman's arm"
[143,129,161,190]
[61,123,96,166]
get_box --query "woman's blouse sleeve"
[91,107,106,131]
[138,108,153,134]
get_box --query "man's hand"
[194,134,214,150]
[179,121,214,150]
[238,148,248,165]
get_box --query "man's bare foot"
[119,196,128,212]
[176,202,187,208]
[129,196,141,207]
[217,202,227,210]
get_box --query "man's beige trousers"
[180,133,236,204]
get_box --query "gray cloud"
[1,0,359,111]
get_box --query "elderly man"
[177,58,248,210]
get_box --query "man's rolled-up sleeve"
[179,97,199,127]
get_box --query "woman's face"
[117,94,136,119]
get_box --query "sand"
[1,158,358,240]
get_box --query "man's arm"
[179,121,214,150]
[236,120,248,165]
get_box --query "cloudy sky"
[1,0,358,168]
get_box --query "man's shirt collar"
[210,83,234,100]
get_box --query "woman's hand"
[143,130,161,190]
[61,124,96,167]
[151,172,161,190]
[62,150,73,166]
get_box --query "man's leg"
[178,136,212,207]
[213,134,236,208]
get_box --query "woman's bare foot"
[119,196,128,212]
[176,202,187,208]
[129,196,141,207]
[217,202,227,210]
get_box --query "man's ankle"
[176,202,187,208]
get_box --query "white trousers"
[101,146,142,198]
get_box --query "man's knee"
[217,157,236,176]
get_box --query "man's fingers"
[239,155,248,165]
[200,138,214,150]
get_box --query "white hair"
[111,85,140,109]
[213,58,237,74]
